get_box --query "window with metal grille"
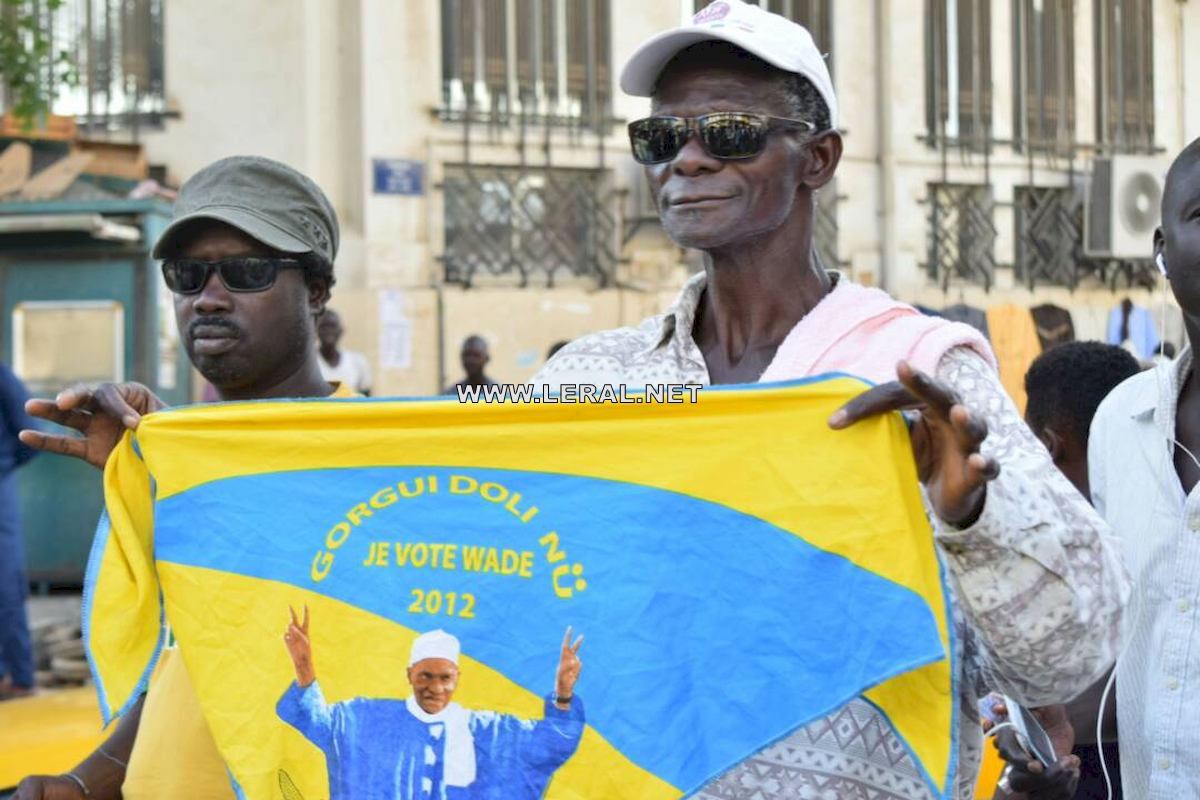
[692,0,832,59]
[927,183,997,289]
[1013,0,1075,154]
[442,165,618,288]
[1014,185,1082,288]
[29,0,166,133]
[926,0,993,150]
[1094,0,1153,153]
[440,0,611,129]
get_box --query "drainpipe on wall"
[1178,1,1187,151]
[436,285,446,393]
[875,0,896,291]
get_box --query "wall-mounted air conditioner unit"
[1084,155,1169,260]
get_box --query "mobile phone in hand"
[978,694,1004,724]
[1002,695,1057,768]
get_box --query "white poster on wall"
[378,289,412,370]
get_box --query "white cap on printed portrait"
[619,0,838,129]
[409,629,461,666]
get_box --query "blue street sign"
[372,159,425,196]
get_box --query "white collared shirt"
[1090,348,1200,798]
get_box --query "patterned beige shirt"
[532,273,1129,800]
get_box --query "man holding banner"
[276,614,585,799]
[533,2,1129,798]
[14,155,346,800]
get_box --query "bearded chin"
[191,348,247,392]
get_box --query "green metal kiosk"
[0,196,189,584]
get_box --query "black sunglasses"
[161,257,303,295]
[628,112,817,165]
[628,110,816,165]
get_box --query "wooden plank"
[0,142,33,197]
[18,153,95,201]
[76,139,149,182]
[0,113,77,142]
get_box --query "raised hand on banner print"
[555,626,584,708]
[829,359,1001,528]
[283,605,316,688]
[19,381,165,469]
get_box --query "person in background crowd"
[1024,343,1142,501]
[534,3,1128,798]
[1107,298,1160,361]
[1087,136,1200,798]
[317,309,372,395]
[0,360,38,701]
[445,335,497,395]
[988,342,1141,800]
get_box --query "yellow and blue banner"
[86,376,956,799]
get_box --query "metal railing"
[440,0,611,132]
[442,164,618,288]
[1014,185,1081,288]
[925,0,993,153]
[926,182,997,290]
[1094,0,1155,154]
[1012,0,1076,156]
[39,0,166,135]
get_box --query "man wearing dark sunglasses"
[14,155,343,800]
[534,2,1126,799]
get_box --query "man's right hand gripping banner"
[86,376,956,799]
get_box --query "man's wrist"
[71,752,127,800]
[554,693,573,706]
[62,772,91,797]
[943,487,987,530]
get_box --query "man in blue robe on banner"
[276,608,585,799]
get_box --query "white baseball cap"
[409,629,460,666]
[619,0,838,129]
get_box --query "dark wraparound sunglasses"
[628,112,817,165]
[161,257,303,295]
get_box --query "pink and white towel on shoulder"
[758,279,997,385]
